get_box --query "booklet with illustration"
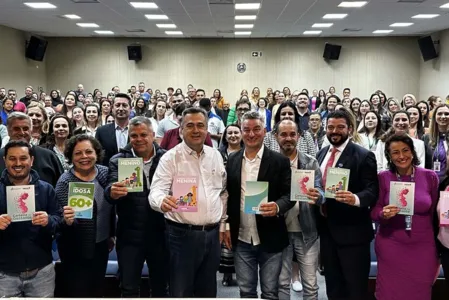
[172,176,199,212]
[389,181,415,216]
[7,185,35,222]
[118,158,144,192]
[440,191,449,226]
[244,181,269,214]
[68,182,94,219]
[291,170,315,202]
[324,168,350,199]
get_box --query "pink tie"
[322,147,338,187]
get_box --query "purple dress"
[371,168,439,300]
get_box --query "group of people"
[0,82,448,300]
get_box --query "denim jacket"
[296,152,325,246]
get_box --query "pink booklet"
[439,191,449,226]
[172,176,199,212]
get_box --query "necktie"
[119,129,127,149]
[322,147,338,187]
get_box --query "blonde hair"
[27,102,49,134]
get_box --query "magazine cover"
[291,170,315,202]
[324,168,350,199]
[68,182,94,219]
[389,181,415,216]
[6,185,35,222]
[244,181,269,214]
[118,158,144,192]
[440,191,449,226]
[172,176,199,212]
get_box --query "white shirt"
[155,115,179,138]
[149,118,160,136]
[149,142,228,230]
[239,146,264,245]
[375,136,425,173]
[131,146,156,188]
[115,122,129,151]
[320,138,360,207]
[208,114,225,148]
[285,151,301,232]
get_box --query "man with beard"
[96,93,131,166]
[187,87,196,104]
[155,93,184,144]
[316,109,378,300]
[275,120,323,300]
[0,141,60,297]
[296,92,311,131]
[0,88,6,103]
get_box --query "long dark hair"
[43,114,74,149]
[134,97,148,116]
[416,100,430,128]
[406,105,424,139]
[219,123,244,153]
[359,111,384,139]
[384,134,420,173]
[274,101,301,132]
[61,91,79,117]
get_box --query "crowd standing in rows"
[0,83,448,300]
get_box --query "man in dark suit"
[95,93,131,166]
[316,109,379,300]
[226,111,294,299]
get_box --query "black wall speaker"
[418,36,438,61]
[323,43,342,60]
[127,45,142,61]
[25,36,48,61]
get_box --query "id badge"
[434,161,441,172]
[405,215,412,231]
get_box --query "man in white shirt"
[275,120,324,300]
[149,107,228,298]
[199,98,225,148]
[226,111,293,299]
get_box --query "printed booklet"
[389,181,415,216]
[439,191,449,226]
[7,185,35,222]
[324,168,350,199]
[172,176,199,212]
[244,181,268,214]
[68,182,95,219]
[291,170,315,202]
[118,158,144,192]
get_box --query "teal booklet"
[118,158,144,192]
[244,181,268,214]
[68,182,95,219]
[324,167,350,199]
[7,185,35,222]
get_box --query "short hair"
[167,87,174,92]
[196,89,205,95]
[298,92,309,99]
[129,116,153,129]
[4,140,34,158]
[235,98,251,109]
[199,98,211,108]
[64,134,104,164]
[384,134,420,173]
[257,98,268,108]
[181,107,208,125]
[241,111,264,125]
[173,92,183,98]
[327,109,352,128]
[175,102,188,117]
[310,111,322,119]
[114,93,132,105]
[7,112,31,128]
[343,88,351,92]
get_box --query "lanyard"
[396,168,414,231]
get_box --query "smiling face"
[129,123,154,158]
[392,112,410,134]
[181,113,208,150]
[242,118,265,150]
[371,95,380,107]
[8,118,31,143]
[435,106,449,128]
[73,107,84,122]
[258,99,266,108]
[407,107,419,125]
[276,120,299,155]
[280,106,295,121]
[417,103,428,117]
[309,114,321,131]
[296,94,309,109]
[360,102,371,115]
[388,141,413,172]
[236,103,250,121]
[327,98,338,111]
[72,140,97,173]
[53,117,70,140]
[136,99,145,109]
[27,107,44,129]
[388,100,399,113]
[351,100,361,112]
[404,96,415,108]
[65,94,76,108]
[156,100,167,116]
[3,99,14,112]
[85,106,99,124]
[364,112,378,131]
[326,117,352,147]
[225,125,242,147]
[5,146,33,181]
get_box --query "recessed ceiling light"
[390,22,413,27]
[165,31,183,35]
[235,3,261,10]
[412,14,439,19]
[235,31,252,35]
[338,1,367,8]
[312,23,333,28]
[235,24,254,29]
[303,30,322,35]
[145,14,169,20]
[63,14,81,19]
[94,30,114,35]
[323,14,348,19]
[130,2,158,9]
[24,2,56,9]
[373,30,393,34]
[235,15,257,20]
[440,3,449,8]
[156,24,177,28]
[76,23,100,28]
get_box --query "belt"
[166,219,218,231]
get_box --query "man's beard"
[327,133,349,147]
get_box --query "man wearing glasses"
[235,98,251,126]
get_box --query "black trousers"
[116,235,168,298]
[320,232,371,300]
[60,239,109,298]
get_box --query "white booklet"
[7,185,36,222]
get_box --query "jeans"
[0,263,55,297]
[166,222,221,297]
[234,240,283,299]
[279,232,319,300]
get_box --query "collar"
[244,145,264,162]
[181,141,205,157]
[290,150,299,167]
[131,146,156,164]
[329,136,351,153]
[115,122,128,131]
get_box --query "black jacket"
[226,146,293,253]
[0,146,63,187]
[95,123,129,166]
[316,142,379,246]
[0,169,59,273]
[105,143,166,245]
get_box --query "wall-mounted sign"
[237,63,246,73]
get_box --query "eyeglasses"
[237,108,250,113]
